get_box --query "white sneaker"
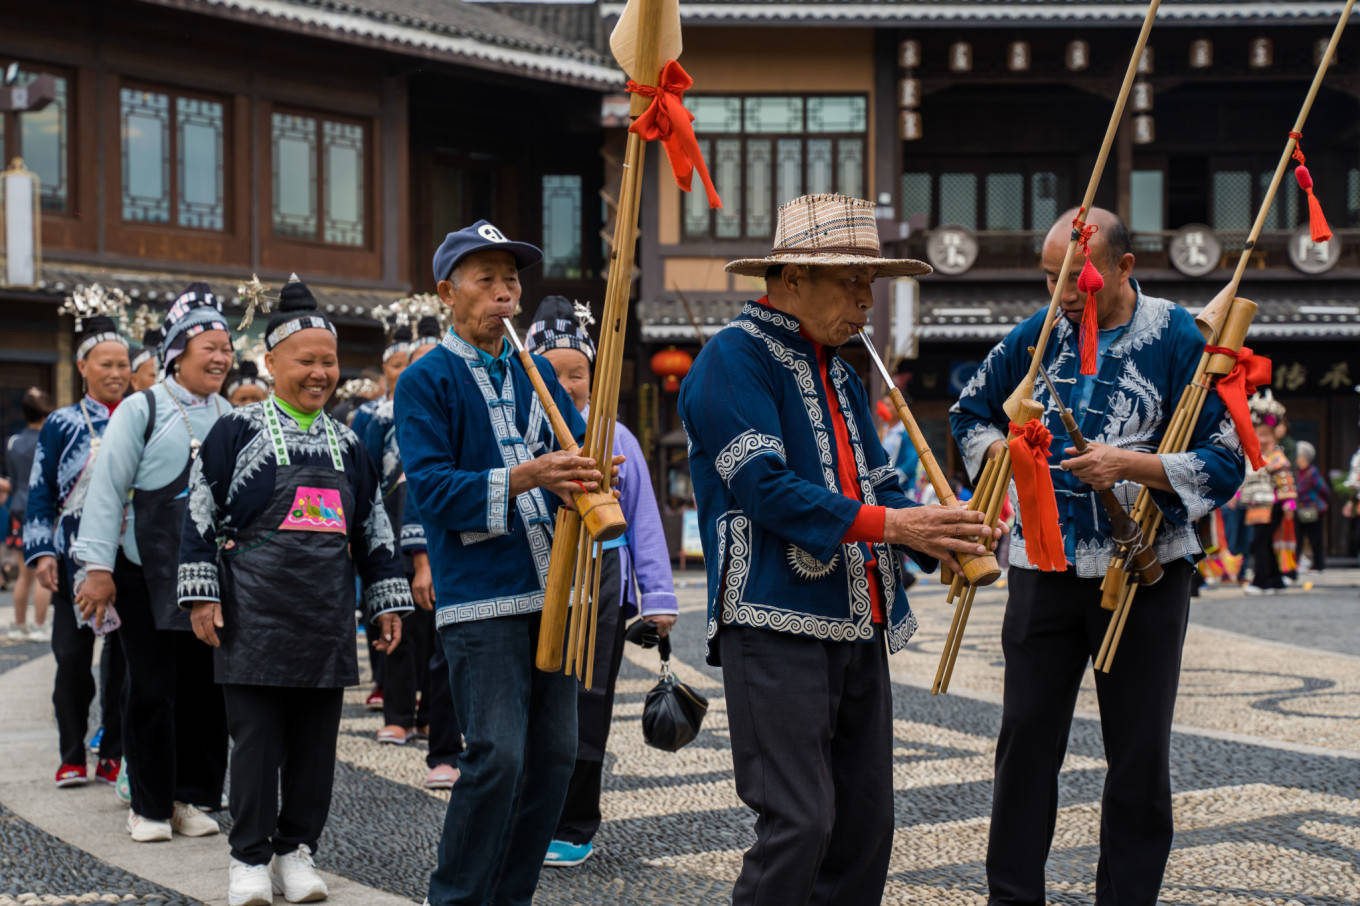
[6,625,26,641]
[171,801,220,837]
[126,810,172,842]
[1244,585,1264,595]
[228,858,273,906]
[271,844,328,902]
[27,624,47,641]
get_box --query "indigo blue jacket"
[361,397,428,556]
[23,397,114,572]
[948,285,1246,576]
[395,330,584,627]
[679,301,930,666]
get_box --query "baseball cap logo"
[478,224,508,243]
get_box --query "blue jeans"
[428,613,578,906]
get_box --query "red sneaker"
[364,687,384,711]
[95,758,120,785]
[55,763,88,787]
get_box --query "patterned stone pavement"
[0,570,1357,905]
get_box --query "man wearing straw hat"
[949,207,1245,904]
[395,221,606,906]
[680,193,996,906]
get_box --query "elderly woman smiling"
[176,276,412,906]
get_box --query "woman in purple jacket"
[523,296,679,868]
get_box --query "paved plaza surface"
[0,569,1357,905]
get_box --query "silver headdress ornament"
[336,377,381,401]
[60,284,131,330]
[404,293,454,330]
[235,273,272,330]
[572,300,596,328]
[122,304,163,344]
[373,298,413,336]
[238,338,270,378]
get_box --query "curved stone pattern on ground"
[0,801,205,906]
[0,571,1356,904]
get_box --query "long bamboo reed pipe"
[937,452,1010,693]
[1094,0,1354,673]
[932,0,1163,693]
[1003,0,1162,422]
[860,333,1000,586]
[548,0,666,682]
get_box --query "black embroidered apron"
[217,405,356,687]
[132,457,196,632]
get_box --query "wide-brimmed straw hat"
[725,193,932,278]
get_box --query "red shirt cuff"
[842,505,886,544]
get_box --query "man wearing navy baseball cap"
[396,220,603,906]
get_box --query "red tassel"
[1076,254,1103,376]
[1290,136,1331,243]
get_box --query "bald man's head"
[1045,207,1131,270]
[1041,206,1138,330]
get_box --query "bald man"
[949,208,1245,905]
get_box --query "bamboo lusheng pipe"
[1095,0,1353,674]
[536,507,581,672]
[931,454,999,692]
[932,446,1010,695]
[933,446,1011,694]
[1003,0,1162,423]
[860,333,1000,587]
[545,0,666,687]
[502,318,628,544]
[941,0,1163,664]
[1032,351,1162,587]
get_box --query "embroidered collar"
[165,375,215,407]
[81,395,114,419]
[742,298,851,367]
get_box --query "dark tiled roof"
[34,262,392,326]
[482,2,608,54]
[139,0,621,88]
[600,0,1345,26]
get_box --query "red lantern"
[650,346,693,393]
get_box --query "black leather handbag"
[641,636,709,752]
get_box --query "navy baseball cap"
[433,220,543,283]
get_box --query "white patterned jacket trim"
[713,429,786,484]
[434,591,545,627]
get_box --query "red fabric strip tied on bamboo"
[1008,420,1067,572]
[1289,132,1331,243]
[1206,344,1272,470]
[627,61,723,209]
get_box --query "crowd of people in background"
[0,220,680,906]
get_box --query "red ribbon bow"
[1072,217,1102,377]
[1206,344,1272,469]
[1008,420,1068,572]
[627,61,723,210]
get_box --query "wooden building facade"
[0,0,618,428]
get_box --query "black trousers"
[114,554,228,820]
[555,549,626,845]
[720,625,894,906]
[1297,518,1325,571]
[425,643,463,769]
[51,565,124,765]
[382,606,434,728]
[224,684,344,865]
[1250,505,1285,589]
[987,561,1193,906]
